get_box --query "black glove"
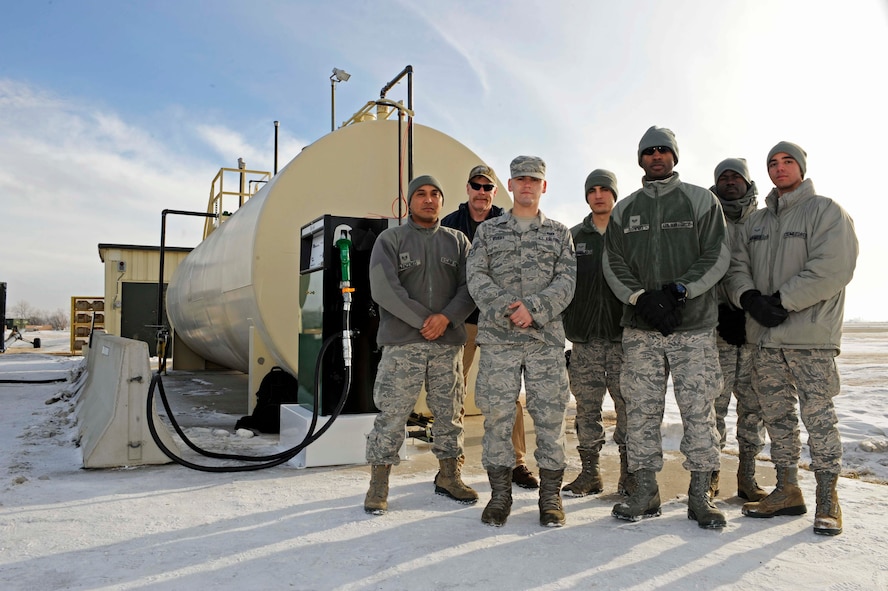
[740,289,788,328]
[636,286,684,336]
[717,304,747,346]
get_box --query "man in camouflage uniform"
[562,169,629,497]
[364,175,478,515]
[728,142,858,536]
[710,158,767,502]
[467,155,576,527]
[604,126,730,529]
[441,164,539,490]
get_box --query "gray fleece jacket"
[727,178,858,351]
[369,216,475,347]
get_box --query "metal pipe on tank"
[274,121,279,175]
[380,65,414,224]
[238,158,246,207]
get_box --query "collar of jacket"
[406,216,441,232]
[640,172,681,197]
[498,209,551,228]
[765,178,816,214]
[711,181,759,223]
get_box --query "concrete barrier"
[77,333,179,468]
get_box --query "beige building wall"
[97,244,192,337]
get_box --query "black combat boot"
[539,468,566,527]
[618,446,636,496]
[481,467,513,527]
[612,469,661,521]
[737,451,767,501]
[562,449,603,496]
[688,471,727,529]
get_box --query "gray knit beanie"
[767,141,807,178]
[714,158,751,187]
[584,169,619,200]
[638,126,679,165]
[407,174,444,202]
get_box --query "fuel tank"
[166,119,509,374]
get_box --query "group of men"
[362,125,859,537]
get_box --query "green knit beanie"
[638,125,679,165]
[584,169,619,201]
[407,175,444,202]
[767,141,807,178]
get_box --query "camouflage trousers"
[475,342,570,471]
[463,323,527,465]
[568,338,625,454]
[751,347,842,472]
[621,327,722,473]
[716,340,765,454]
[365,342,465,465]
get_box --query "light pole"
[330,67,351,131]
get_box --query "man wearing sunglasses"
[727,142,858,536]
[604,126,729,529]
[442,165,539,490]
[468,155,576,528]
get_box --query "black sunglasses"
[469,181,495,191]
[641,146,672,156]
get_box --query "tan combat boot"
[364,464,392,515]
[708,470,720,498]
[742,466,807,518]
[434,457,479,504]
[813,471,842,536]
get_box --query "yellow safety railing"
[204,166,272,238]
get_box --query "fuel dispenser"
[297,215,391,415]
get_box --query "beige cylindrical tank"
[166,119,510,375]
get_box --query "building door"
[121,282,169,358]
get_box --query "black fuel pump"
[297,215,389,415]
[144,213,387,472]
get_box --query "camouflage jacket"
[467,211,576,347]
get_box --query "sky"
[1,0,887,320]
[2,328,887,589]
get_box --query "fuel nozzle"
[333,225,355,367]
[334,227,353,287]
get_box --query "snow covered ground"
[1,326,887,590]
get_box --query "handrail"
[203,166,271,238]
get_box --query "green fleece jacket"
[727,178,858,351]
[563,214,622,343]
[604,172,729,332]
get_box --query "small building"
[97,244,192,357]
